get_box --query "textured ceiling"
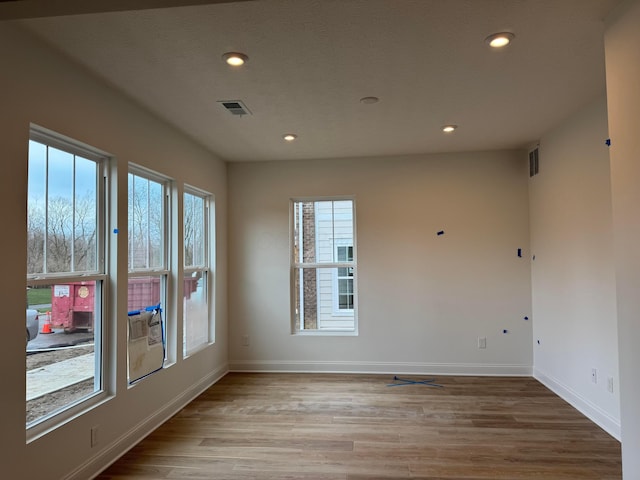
[14,0,620,162]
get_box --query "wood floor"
[97,373,622,479]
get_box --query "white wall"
[0,23,227,479]
[529,94,620,438]
[605,0,640,476]
[228,151,532,374]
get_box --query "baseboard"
[534,367,621,441]
[229,360,532,376]
[65,364,229,480]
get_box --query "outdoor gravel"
[26,345,95,424]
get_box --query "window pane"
[183,272,208,355]
[27,141,46,275]
[127,276,162,312]
[127,276,165,383]
[184,192,205,268]
[293,200,354,264]
[74,156,98,272]
[294,267,354,331]
[46,147,74,273]
[26,281,102,425]
[293,201,317,263]
[148,181,164,268]
[128,173,165,270]
[28,141,100,275]
[183,189,210,355]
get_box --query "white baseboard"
[534,367,621,441]
[66,364,229,480]
[229,360,532,376]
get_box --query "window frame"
[26,125,111,435]
[127,165,172,379]
[183,185,213,356]
[333,244,354,315]
[290,197,358,335]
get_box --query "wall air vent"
[529,146,540,177]
[218,100,252,116]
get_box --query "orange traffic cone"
[41,311,53,334]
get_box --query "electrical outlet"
[242,335,250,346]
[607,376,614,393]
[478,337,487,349]
[91,425,99,447]
[591,368,598,384]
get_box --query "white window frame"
[332,244,354,315]
[127,165,172,377]
[26,125,110,435]
[183,185,213,356]
[290,197,358,335]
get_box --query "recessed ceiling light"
[222,52,248,66]
[485,32,515,48]
[283,134,298,142]
[360,96,379,104]
[442,125,457,133]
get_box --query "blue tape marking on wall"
[524,316,529,320]
[437,230,445,236]
[503,329,508,334]
[517,248,522,257]
[113,228,119,234]
[606,138,611,146]
[387,376,443,388]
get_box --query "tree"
[27,193,97,275]
[128,173,164,270]
[184,193,204,267]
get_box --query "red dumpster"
[127,277,161,312]
[51,282,95,333]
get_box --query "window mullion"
[146,178,151,269]
[44,146,50,274]
[294,262,353,269]
[71,154,77,272]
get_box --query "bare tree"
[128,174,164,270]
[184,193,204,267]
[27,202,45,274]
[27,193,97,274]
[46,196,72,272]
[74,194,97,271]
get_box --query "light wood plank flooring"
[97,373,621,479]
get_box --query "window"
[128,168,170,381]
[26,128,107,427]
[183,187,212,356]
[291,199,357,333]
[336,245,354,312]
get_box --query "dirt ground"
[26,345,95,424]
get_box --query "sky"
[28,140,97,203]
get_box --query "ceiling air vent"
[218,100,252,116]
[529,146,539,177]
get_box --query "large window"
[128,168,170,381]
[291,199,357,333]
[26,128,107,427]
[183,187,212,356]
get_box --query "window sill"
[292,330,358,337]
